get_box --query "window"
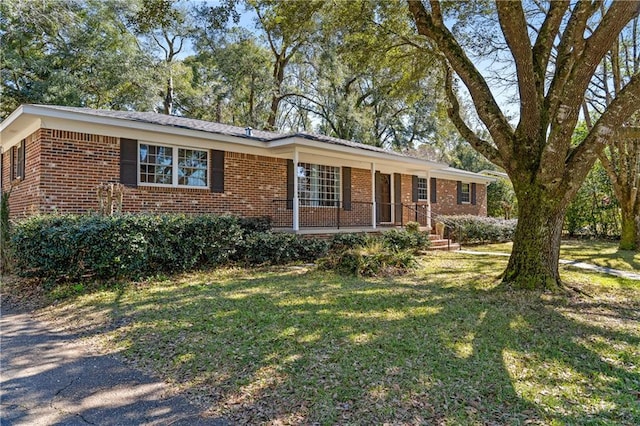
[297,163,340,206]
[139,143,208,187]
[460,182,471,203]
[417,177,428,200]
[11,140,25,180]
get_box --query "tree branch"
[532,1,569,94]
[496,1,539,140]
[444,67,504,168]
[566,71,640,185]
[407,0,513,157]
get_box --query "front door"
[376,173,391,223]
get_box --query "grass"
[465,239,640,273]
[20,250,639,425]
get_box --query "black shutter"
[211,150,225,193]
[342,166,351,211]
[456,181,462,204]
[412,175,418,202]
[394,173,402,222]
[119,138,138,187]
[286,159,294,209]
[471,183,477,205]
[10,145,15,180]
[430,177,437,203]
[19,139,26,178]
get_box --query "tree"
[583,17,640,250]
[128,0,192,115]
[407,1,640,290]
[249,0,325,130]
[601,126,640,249]
[0,0,158,118]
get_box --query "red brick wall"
[125,151,287,217]
[431,178,487,216]
[1,130,43,217]
[1,128,488,223]
[4,129,288,219]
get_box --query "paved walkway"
[458,250,640,281]
[0,308,227,426]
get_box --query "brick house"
[0,105,493,233]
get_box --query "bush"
[380,229,431,252]
[12,214,243,282]
[437,215,516,244]
[237,232,328,265]
[329,233,368,252]
[404,221,421,233]
[319,240,416,277]
[237,216,272,234]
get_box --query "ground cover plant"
[19,251,639,425]
[467,240,640,273]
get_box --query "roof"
[1,104,495,183]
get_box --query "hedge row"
[11,214,434,283]
[12,214,244,281]
[436,215,517,244]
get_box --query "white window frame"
[138,142,209,188]
[417,177,428,201]
[297,162,341,207]
[460,182,471,204]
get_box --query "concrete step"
[427,242,460,251]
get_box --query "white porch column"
[293,148,300,231]
[371,162,376,229]
[426,169,432,231]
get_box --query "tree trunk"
[501,184,567,292]
[163,75,174,115]
[619,205,639,250]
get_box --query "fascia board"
[431,168,496,184]
[268,137,448,170]
[17,105,272,150]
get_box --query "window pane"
[461,183,470,203]
[178,148,208,187]
[418,178,428,200]
[297,162,340,207]
[139,144,173,184]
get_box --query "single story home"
[0,104,493,233]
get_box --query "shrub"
[237,232,328,265]
[319,240,416,277]
[329,233,368,252]
[404,221,421,233]
[437,215,516,244]
[380,229,431,252]
[237,216,272,234]
[12,214,243,283]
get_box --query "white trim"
[137,141,210,189]
[1,105,497,186]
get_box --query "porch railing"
[271,199,373,228]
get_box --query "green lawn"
[465,239,640,273]
[29,251,640,425]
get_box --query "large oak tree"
[407,0,640,290]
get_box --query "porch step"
[427,238,460,251]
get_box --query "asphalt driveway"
[0,307,226,426]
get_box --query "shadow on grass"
[29,260,640,424]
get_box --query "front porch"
[270,199,432,231]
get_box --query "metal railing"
[271,199,373,228]
[270,199,462,248]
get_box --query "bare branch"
[566,71,640,182]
